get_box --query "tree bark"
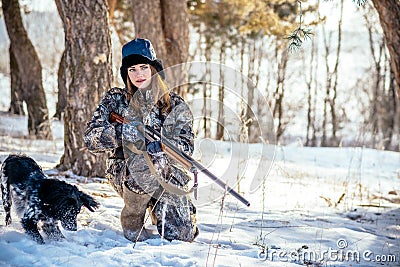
[130,0,167,57]
[371,0,400,100]
[54,50,67,120]
[2,0,52,139]
[56,0,112,177]
[160,0,189,66]
[130,0,189,95]
[9,44,25,115]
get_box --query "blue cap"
[120,38,165,85]
[122,38,157,61]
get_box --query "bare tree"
[303,36,318,146]
[216,41,226,140]
[320,0,344,146]
[8,44,24,115]
[364,9,385,147]
[54,50,67,120]
[370,0,400,100]
[130,0,189,96]
[56,0,112,177]
[272,42,289,141]
[363,6,399,150]
[2,0,52,139]
[246,38,257,142]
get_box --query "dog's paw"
[47,231,65,241]
[26,229,45,244]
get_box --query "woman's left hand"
[146,141,162,154]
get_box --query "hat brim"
[122,54,152,69]
[120,56,165,85]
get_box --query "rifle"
[109,111,250,207]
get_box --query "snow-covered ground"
[0,112,399,267]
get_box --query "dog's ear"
[78,191,99,212]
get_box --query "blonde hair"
[126,65,171,114]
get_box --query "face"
[59,198,81,231]
[127,64,152,88]
[60,207,79,231]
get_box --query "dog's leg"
[41,218,64,241]
[0,172,12,225]
[21,193,45,244]
[21,217,44,244]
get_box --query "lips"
[136,79,146,83]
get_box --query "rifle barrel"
[144,126,251,207]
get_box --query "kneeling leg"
[120,184,153,242]
[152,192,198,242]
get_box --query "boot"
[120,183,155,242]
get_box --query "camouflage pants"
[148,188,198,242]
[106,158,198,242]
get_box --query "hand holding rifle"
[110,111,250,207]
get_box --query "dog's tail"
[1,159,12,225]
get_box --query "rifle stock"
[110,112,125,124]
[109,111,251,207]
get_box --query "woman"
[84,38,198,242]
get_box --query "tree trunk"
[9,44,24,115]
[272,43,289,142]
[246,39,256,142]
[2,0,52,139]
[216,35,226,141]
[329,0,344,146]
[371,0,400,100]
[130,0,166,56]
[54,50,67,120]
[304,36,316,146]
[56,0,112,177]
[160,0,189,66]
[320,0,343,147]
[130,0,189,95]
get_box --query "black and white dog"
[1,154,99,244]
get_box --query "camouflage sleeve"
[84,91,122,153]
[163,98,195,156]
[122,118,146,151]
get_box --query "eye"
[128,68,136,72]
[141,65,149,70]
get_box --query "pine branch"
[353,0,367,6]
[287,0,313,52]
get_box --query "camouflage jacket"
[84,87,194,196]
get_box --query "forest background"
[0,0,399,178]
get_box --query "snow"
[0,112,399,267]
[0,2,399,265]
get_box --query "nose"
[134,69,146,77]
